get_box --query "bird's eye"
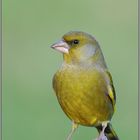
[73,40,79,45]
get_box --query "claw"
[95,135,108,140]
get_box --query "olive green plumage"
[51,31,119,140]
[53,64,114,126]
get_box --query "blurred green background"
[2,0,138,140]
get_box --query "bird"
[51,31,119,140]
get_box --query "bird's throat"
[63,49,107,69]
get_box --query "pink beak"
[51,40,70,54]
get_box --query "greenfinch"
[51,31,119,140]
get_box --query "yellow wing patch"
[106,71,116,111]
[108,85,116,111]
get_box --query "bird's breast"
[53,65,113,126]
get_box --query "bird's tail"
[96,123,119,140]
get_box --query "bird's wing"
[105,71,116,110]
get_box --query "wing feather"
[105,71,116,109]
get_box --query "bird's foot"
[93,121,109,140]
[66,121,78,140]
[94,134,108,140]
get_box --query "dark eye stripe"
[73,40,79,44]
[66,40,79,46]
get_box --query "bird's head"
[51,31,105,66]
